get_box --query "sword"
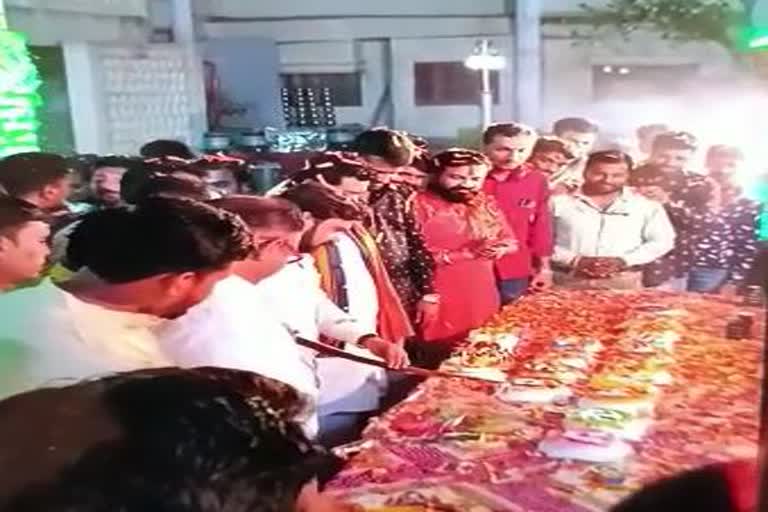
[291,334,506,384]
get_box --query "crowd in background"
[0,119,762,512]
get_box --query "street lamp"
[465,39,506,129]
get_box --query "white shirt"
[334,232,378,333]
[156,275,319,437]
[0,279,170,400]
[257,255,372,344]
[551,189,676,268]
[256,255,387,415]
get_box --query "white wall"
[539,26,746,133]
[204,17,511,42]
[63,43,205,154]
[7,7,148,45]
[205,0,508,18]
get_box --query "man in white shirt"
[158,196,408,442]
[551,150,675,290]
[0,198,252,400]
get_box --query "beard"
[430,182,479,203]
[582,182,622,196]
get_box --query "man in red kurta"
[483,123,554,304]
[413,149,516,349]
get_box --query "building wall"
[202,0,622,18]
[6,0,149,45]
[206,10,745,138]
[390,36,514,138]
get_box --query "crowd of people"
[0,119,762,511]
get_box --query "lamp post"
[465,39,506,129]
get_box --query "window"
[280,72,362,107]
[414,62,500,106]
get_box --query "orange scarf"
[312,225,413,343]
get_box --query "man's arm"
[530,178,554,263]
[622,202,676,266]
[550,196,579,268]
[315,291,373,344]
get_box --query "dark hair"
[281,182,366,221]
[586,150,634,172]
[429,148,491,174]
[121,159,207,204]
[0,367,337,512]
[92,156,140,173]
[611,464,737,512]
[139,139,195,160]
[531,137,575,160]
[553,117,599,136]
[66,198,252,282]
[629,164,672,188]
[298,152,372,186]
[0,152,71,197]
[651,131,698,153]
[126,175,211,204]
[482,123,536,145]
[0,196,45,237]
[210,196,304,232]
[354,128,415,167]
[187,155,247,182]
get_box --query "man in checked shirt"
[353,129,439,332]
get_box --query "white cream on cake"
[457,366,507,382]
[538,428,634,463]
[578,394,655,416]
[523,361,584,384]
[564,407,652,441]
[496,378,572,404]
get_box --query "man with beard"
[316,138,439,331]
[413,149,516,356]
[551,151,675,290]
[527,137,575,194]
[483,123,552,303]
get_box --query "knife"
[291,334,506,384]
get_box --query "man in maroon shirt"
[482,123,553,303]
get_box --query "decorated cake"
[496,377,572,404]
[564,407,651,441]
[538,428,634,463]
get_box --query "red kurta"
[413,191,515,343]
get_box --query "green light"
[749,34,768,49]
[0,30,42,157]
[735,26,768,52]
